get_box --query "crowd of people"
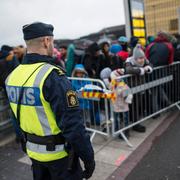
[1,31,179,82]
[0,31,180,139]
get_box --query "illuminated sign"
[129,0,147,45]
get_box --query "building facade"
[144,0,180,36]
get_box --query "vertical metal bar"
[110,101,115,137]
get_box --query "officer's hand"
[83,160,95,179]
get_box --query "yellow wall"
[144,0,180,36]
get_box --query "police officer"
[5,22,95,180]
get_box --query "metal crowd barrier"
[0,88,13,131]
[68,77,111,141]
[111,62,180,147]
[69,62,180,145]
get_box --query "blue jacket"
[21,53,94,164]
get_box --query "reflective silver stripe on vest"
[33,64,56,135]
[26,141,65,154]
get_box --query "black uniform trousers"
[31,156,83,180]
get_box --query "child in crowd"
[100,67,112,89]
[109,44,124,70]
[110,69,133,139]
[71,64,92,126]
[125,44,153,75]
[117,36,129,61]
[125,44,153,133]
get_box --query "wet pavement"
[0,142,32,180]
[0,110,179,180]
[126,111,180,180]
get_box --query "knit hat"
[110,44,122,54]
[100,67,112,88]
[133,44,145,59]
[118,36,128,43]
[22,22,54,40]
[1,45,13,52]
[100,68,112,80]
[0,45,14,59]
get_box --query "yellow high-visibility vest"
[5,62,68,162]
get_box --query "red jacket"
[145,36,174,67]
[117,51,129,61]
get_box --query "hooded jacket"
[145,34,174,67]
[71,64,92,110]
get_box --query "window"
[169,19,178,31]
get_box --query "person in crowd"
[71,64,92,126]
[99,41,111,69]
[0,45,19,88]
[110,69,133,139]
[125,44,153,133]
[145,31,174,67]
[59,45,67,62]
[145,31,175,111]
[146,36,155,47]
[83,42,101,78]
[174,35,180,62]
[65,44,76,77]
[125,44,153,75]
[53,48,65,68]
[5,22,95,180]
[129,36,139,56]
[117,36,129,61]
[13,45,26,63]
[0,45,21,142]
[100,67,112,89]
[109,44,124,70]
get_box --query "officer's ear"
[43,36,51,49]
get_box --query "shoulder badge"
[57,68,65,76]
[66,90,79,108]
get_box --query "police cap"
[22,22,54,40]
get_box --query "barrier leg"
[90,131,96,142]
[120,131,133,148]
[176,103,180,111]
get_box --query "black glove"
[83,160,95,179]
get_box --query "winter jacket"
[174,44,180,62]
[125,56,153,76]
[71,64,92,110]
[145,36,174,67]
[65,44,75,77]
[117,51,129,61]
[0,52,19,88]
[83,43,101,78]
[110,80,133,112]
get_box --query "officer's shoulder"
[51,65,66,77]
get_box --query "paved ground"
[0,109,178,180]
[107,110,180,180]
[0,142,32,180]
[126,111,180,180]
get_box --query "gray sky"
[0,0,125,47]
